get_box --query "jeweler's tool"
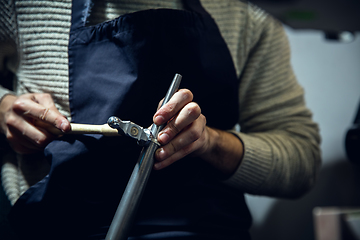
[105,73,182,240]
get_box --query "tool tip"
[107,116,120,129]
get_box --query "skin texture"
[0,89,244,177]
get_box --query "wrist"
[196,127,220,160]
[198,127,244,177]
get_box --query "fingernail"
[154,162,161,170]
[60,120,68,132]
[156,148,166,160]
[158,132,169,144]
[154,115,165,125]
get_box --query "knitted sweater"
[0,0,321,205]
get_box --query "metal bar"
[105,74,182,240]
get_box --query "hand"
[0,93,71,154]
[153,89,207,170]
[153,89,244,177]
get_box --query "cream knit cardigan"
[0,0,321,205]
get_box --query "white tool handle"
[69,123,119,136]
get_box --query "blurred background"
[247,0,360,239]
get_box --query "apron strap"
[70,0,92,31]
[182,0,210,17]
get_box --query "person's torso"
[9,1,252,239]
[13,0,247,121]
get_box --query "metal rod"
[105,73,182,240]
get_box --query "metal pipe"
[105,74,182,240]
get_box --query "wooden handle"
[69,123,119,136]
[37,121,120,136]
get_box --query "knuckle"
[43,93,51,98]
[168,141,178,153]
[35,136,48,147]
[187,103,201,118]
[42,93,55,105]
[179,89,193,101]
[36,93,50,100]
[188,127,201,142]
[5,115,18,128]
[12,99,25,111]
[168,121,180,134]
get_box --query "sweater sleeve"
[223,5,321,199]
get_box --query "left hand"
[153,89,209,170]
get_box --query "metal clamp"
[107,116,153,146]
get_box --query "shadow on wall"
[250,159,360,240]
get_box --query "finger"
[153,89,193,126]
[6,125,47,154]
[156,99,164,110]
[6,115,54,150]
[31,94,71,132]
[12,95,70,132]
[31,93,57,108]
[154,135,205,170]
[157,102,201,145]
[33,120,63,136]
[155,115,206,163]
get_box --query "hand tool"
[107,117,155,146]
[41,74,181,239]
[105,73,182,240]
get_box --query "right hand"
[0,93,70,154]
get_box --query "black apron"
[9,1,252,239]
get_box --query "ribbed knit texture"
[15,0,72,118]
[1,154,18,205]
[0,0,321,205]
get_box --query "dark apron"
[9,1,251,239]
